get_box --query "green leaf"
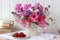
[46,22,50,26]
[34,22,38,25]
[25,15,29,19]
[49,17,53,21]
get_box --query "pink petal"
[27,4,31,8]
[39,5,43,12]
[22,20,30,28]
[38,21,46,28]
[15,4,22,13]
[29,12,38,22]
[23,4,31,11]
[15,20,20,23]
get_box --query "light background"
[0,0,60,30]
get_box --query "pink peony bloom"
[38,20,46,28]
[38,14,46,28]
[15,4,22,13]
[29,12,38,22]
[38,14,46,21]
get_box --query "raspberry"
[18,32,26,37]
[12,32,18,37]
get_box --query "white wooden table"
[0,30,56,40]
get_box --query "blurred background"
[0,0,60,32]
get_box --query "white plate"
[10,31,30,40]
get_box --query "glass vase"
[25,24,40,36]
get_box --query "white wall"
[0,0,53,21]
[53,0,60,30]
[0,0,60,30]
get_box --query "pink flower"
[23,10,28,16]
[34,3,40,9]
[38,20,46,28]
[27,17,33,24]
[38,15,46,28]
[38,15,46,21]
[23,10,31,16]
[29,12,38,22]
[22,20,30,28]
[27,4,31,8]
[15,4,22,13]
[23,4,31,11]
[39,5,43,12]
[34,3,43,12]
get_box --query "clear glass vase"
[25,24,40,36]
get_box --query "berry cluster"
[12,32,26,38]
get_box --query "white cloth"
[0,30,55,40]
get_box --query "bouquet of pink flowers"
[12,3,53,29]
